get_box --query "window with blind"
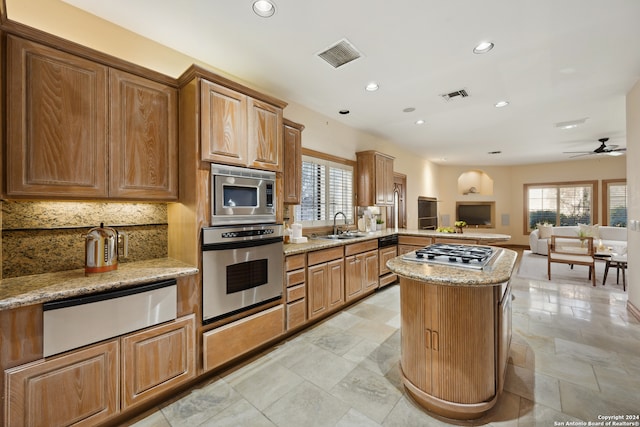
[524,181,596,232]
[603,180,627,227]
[296,155,354,227]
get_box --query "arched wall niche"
[457,170,494,195]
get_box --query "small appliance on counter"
[84,223,128,275]
[289,222,307,243]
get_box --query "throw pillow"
[538,224,553,239]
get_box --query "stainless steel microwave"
[210,164,276,225]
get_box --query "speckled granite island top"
[0,258,198,311]
[387,247,517,286]
[284,228,511,255]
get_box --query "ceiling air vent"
[441,89,470,101]
[317,39,362,69]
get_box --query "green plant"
[454,220,467,228]
[376,218,384,224]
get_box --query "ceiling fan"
[563,138,626,158]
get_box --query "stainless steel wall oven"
[201,224,283,325]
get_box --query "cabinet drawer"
[286,268,305,287]
[379,273,398,288]
[285,253,306,271]
[398,235,433,247]
[43,280,177,357]
[345,239,378,256]
[286,283,306,302]
[286,299,306,330]
[203,305,284,372]
[307,246,343,266]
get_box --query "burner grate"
[403,243,499,270]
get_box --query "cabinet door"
[283,121,302,204]
[121,315,196,409]
[327,258,345,309]
[379,246,398,276]
[6,35,109,198]
[200,79,247,165]
[345,255,363,301]
[5,341,118,427]
[248,98,283,171]
[363,250,380,291]
[374,155,394,205]
[307,263,328,319]
[375,154,388,205]
[109,69,178,200]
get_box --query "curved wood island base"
[387,247,517,421]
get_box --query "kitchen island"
[387,245,517,420]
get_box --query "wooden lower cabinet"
[285,253,307,330]
[400,278,498,419]
[121,314,196,409]
[203,305,285,372]
[5,340,119,427]
[378,245,398,288]
[345,249,379,301]
[345,240,379,302]
[4,315,196,427]
[307,250,345,320]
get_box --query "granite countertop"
[284,228,511,255]
[0,258,198,311]
[386,247,517,286]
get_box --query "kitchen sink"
[316,233,369,240]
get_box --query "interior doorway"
[388,173,406,229]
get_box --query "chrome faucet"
[333,211,347,235]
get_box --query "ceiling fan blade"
[568,153,593,158]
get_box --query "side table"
[602,254,627,291]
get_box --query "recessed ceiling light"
[555,118,588,129]
[365,82,379,92]
[415,119,425,125]
[494,101,509,108]
[252,0,276,17]
[338,109,350,115]
[473,41,494,54]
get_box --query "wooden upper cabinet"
[6,35,109,198]
[109,69,178,199]
[4,34,179,201]
[200,79,248,166]
[196,73,284,171]
[283,119,304,204]
[248,98,283,171]
[356,151,395,206]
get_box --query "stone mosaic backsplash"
[2,201,168,278]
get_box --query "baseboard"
[628,300,640,322]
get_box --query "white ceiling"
[62,0,640,166]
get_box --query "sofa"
[529,225,627,255]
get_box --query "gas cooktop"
[402,243,501,270]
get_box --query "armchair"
[547,236,596,286]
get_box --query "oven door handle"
[202,237,283,251]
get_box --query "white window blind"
[296,156,353,227]
[607,183,627,227]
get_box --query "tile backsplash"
[2,201,168,278]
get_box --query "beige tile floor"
[128,261,640,427]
